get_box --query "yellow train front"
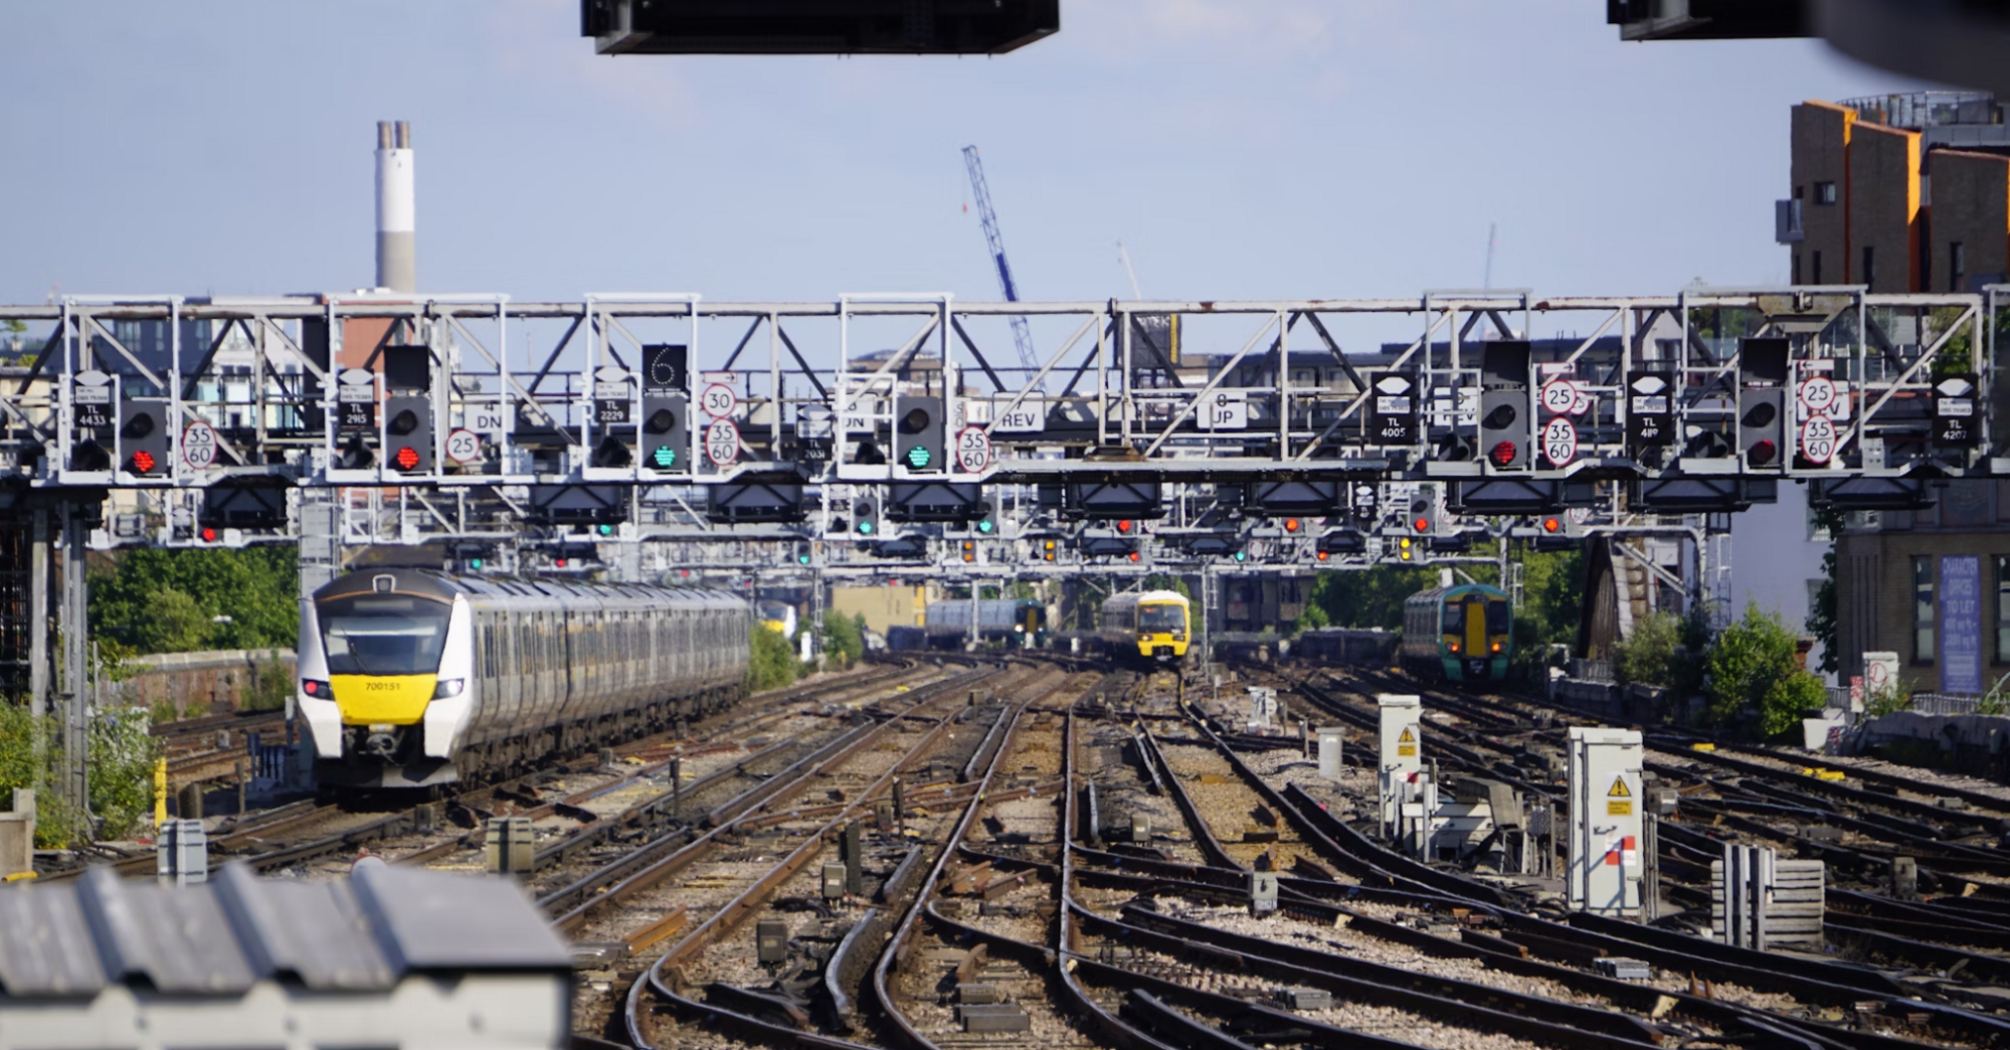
[1097,590,1192,666]
[1398,583,1513,683]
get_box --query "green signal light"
[977,519,995,534]
[857,521,875,535]
[1233,550,1247,561]
[597,524,614,536]
[904,445,932,469]
[650,446,677,468]
[470,558,483,570]
[797,554,811,565]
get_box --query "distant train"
[1399,583,1512,682]
[756,600,799,640]
[298,569,749,790]
[1098,590,1192,666]
[923,598,1047,648]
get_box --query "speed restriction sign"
[1799,416,1838,464]
[1541,416,1578,467]
[1798,374,1838,415]
[955,425,993,473]
[704,419,740,467]
[181,419,219,470]
[445,428,482,466]
[700,382,737,420]
[1540,379,1578,416]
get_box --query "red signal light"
[1412,517,1431,533]
[1127,551,1140,562]
[1488,441,1518,467]
[199,527,216,543]
[1116,520,1133,534]
[1284,518,1300,533]
[130,450,156,474]
[555,557,568,568]
[1748,439,1778,466]
[1543,517,1560,533]
[394,446,421,471]
[1316,551,1329,561]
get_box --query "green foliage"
[241,650,292,713]
[1866,683,1914,717]
[89,708,159,840]
[823,613,866,667]
[90,548,299,654]
[747,623,801,692]
[1806,504,1843,675]
[1614,612,1683,688]
[1299,566,1435,632]
[0,703,160,846]
[1705,605,1828,738]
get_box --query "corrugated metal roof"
[0,861,570,1000]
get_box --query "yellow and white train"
[298,569,748,790]
[1097,589,1192,666]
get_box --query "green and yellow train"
[1399,583,1513,682]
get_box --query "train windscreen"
[318,595,452,676]
[1139,604,1184,631]
[1442,601,1464,634]
[1486,600,1509,635]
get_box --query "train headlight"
[1491,642,1502,653]
[432,678,466,699]
[1448,641,1460,653]
[300,679,331,698]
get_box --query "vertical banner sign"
[1941,555,1983,696]
[1369,373,1416,445]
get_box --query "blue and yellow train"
[1399,583,1513,682]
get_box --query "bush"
[823,613,865,667]
[0,702,160,846]
[1866,683,1913,717]
[91,547,298,654]
[1705,605,1828,739]
[241,650,292,713]
[747,623,800,692]
[1614,612,1681,687]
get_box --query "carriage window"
[316,595,451,676]
[1442,602,1464,635]
[1486,601,1509,635]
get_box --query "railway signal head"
[1116,519,1132,534]
[384,394,433,474]
[199,527,217,543]
[894,395,944,473]
[1283,518,1300,533]
[118,397,169,477]
[854,498,878,536]
[1543,517,1561,533]
[641,393,690,473]
[1478,341,1532,471]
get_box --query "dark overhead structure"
[582,0,1060,55]
[1608,0,2010,96]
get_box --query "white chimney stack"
[374,121,415,293]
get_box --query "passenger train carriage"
[1399,583,1512,682]
[298,569,748,789]
[922,598,1048,649]
[1097,590,1191,666]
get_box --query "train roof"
[1405,583,1510,606]
[1105,589,1190,605]
[315,569,745,612]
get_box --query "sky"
[0,1,1937,313]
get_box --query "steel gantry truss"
[0,287,2001,557]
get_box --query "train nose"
[363,731,399,758]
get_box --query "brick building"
[1835,481,2010,697]
[1782,92,2010,291]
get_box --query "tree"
[132,588,212,654]
[90,547,299,654]
[1706,605,1828,738]
[1614,612,1682,687]
[823,612,865,666]
[747,623,800,691]
[1805,503,1844,675]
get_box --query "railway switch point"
[485,816,535,876]
[1317,727,1345,781]
[1566,727,1644,917]
[156,819,208,887]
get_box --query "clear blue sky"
[0,1,1931,309]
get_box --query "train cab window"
[1441,602,1464,634]
[1486,601,1509,635]
[1139,604,1182,632]
[316,595,451,676]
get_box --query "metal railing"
[1835,91,2001,129]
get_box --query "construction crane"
[961,145,1040,383]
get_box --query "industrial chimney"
[374,121,415,293]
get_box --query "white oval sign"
[955,425,993,474]
[1798,375,1838,413]
[1541,416,1578,468]
[181,419,219,470]
[445,428,482,465]
[704,418,739,467]
[1799,416,1837,465]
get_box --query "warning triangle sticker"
[1608,776,1631,798]
[1397,727,1415,743]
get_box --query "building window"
[1793,254,1802,286]
[1812,250,1823,285]
[1998,556,2010,664]
[1863,246,1876,289]
[1815,181,1837,204]
[1951,241,1966,293]
[1915,555,1936,665]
